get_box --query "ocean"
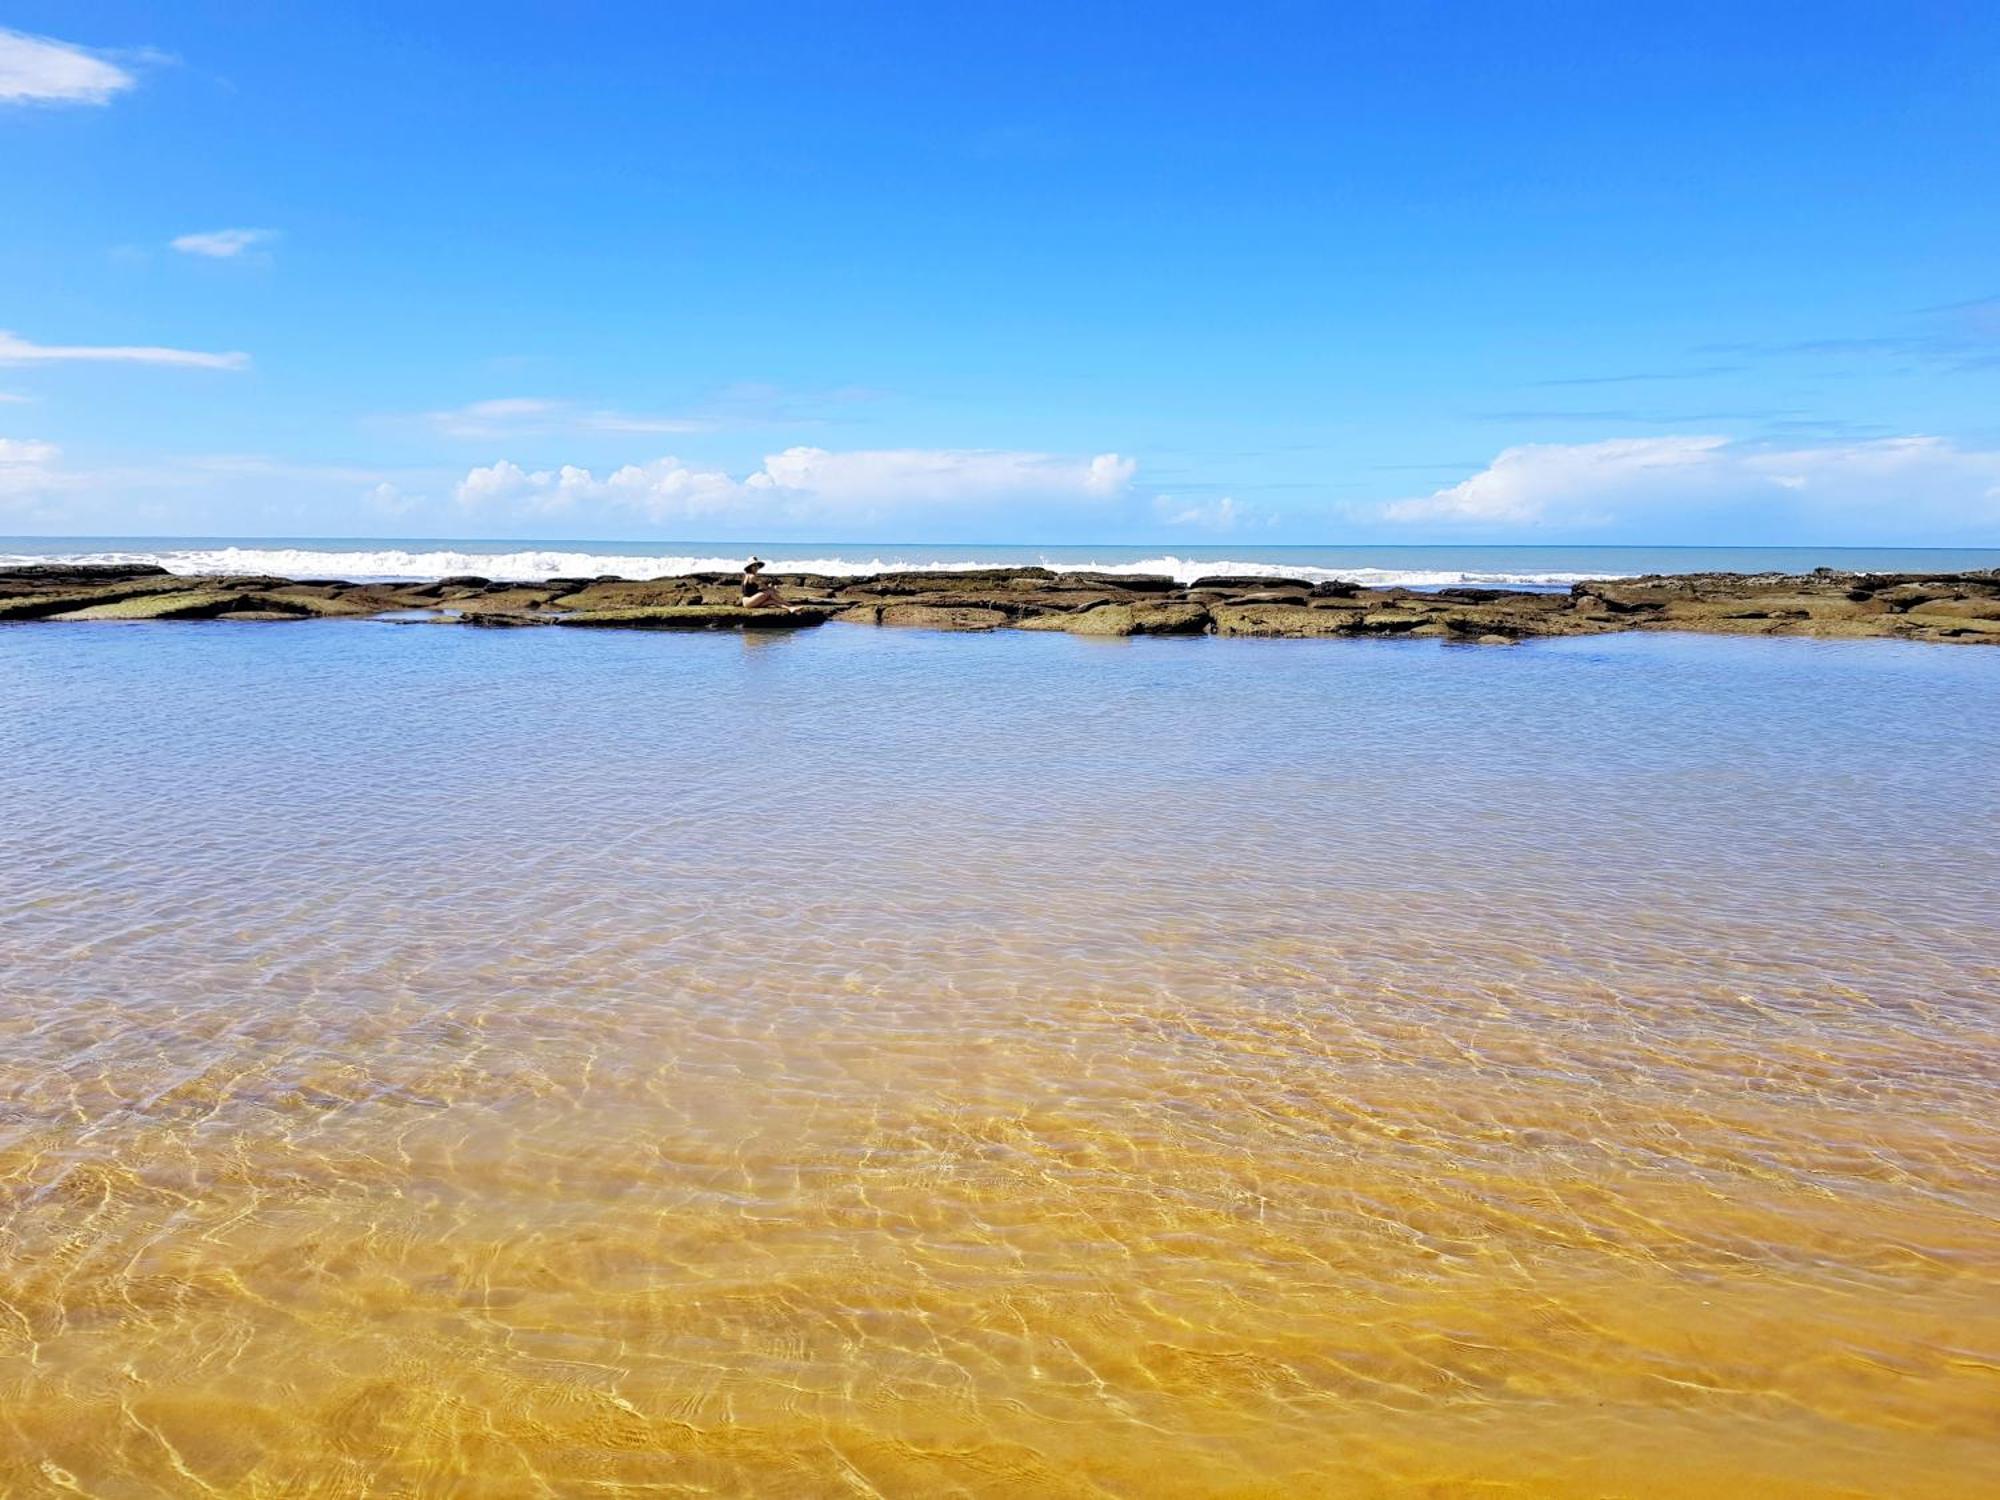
[7,535,2000,588]
[2,602,1997,1494]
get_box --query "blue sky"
[3,1,1997,543]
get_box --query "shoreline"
[4,562,1998,644]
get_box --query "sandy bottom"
[2,622,1996,1496]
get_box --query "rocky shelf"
[3,563,1998,644]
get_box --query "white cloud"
[0,437,59,465]
[0,444,445,531]
[171,228,277,259]
[455,446,1137,524]
[582,411,713,435]
[176,454,390,484]
[0,330,249,371]
[0,27,134,105]
[1383,436,1729,526]
[0,437,67,509]
[367,481,424,516]
[457,458,745,520]
[421,383,888,441]
[752,446,1134,504]
[1374,434,2000,540]
[1154,494,1245,531]
[429,397,566,438]
[426,397,711,440]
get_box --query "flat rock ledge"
[3,564,1997,644]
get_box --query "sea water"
[1,619,1996,1496]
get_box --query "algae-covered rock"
[1018,601,1211,636]
[1212,604,1361,637]
[1906,597,2000,621]
[874,604,1012,631]
[64,590,301,620]
[54,590,247,621]
[860,569,1055,596]
[0,579,201,620]
[544,581,701,611]
[229,591,383,618]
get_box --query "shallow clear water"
[2,620,1996,1497]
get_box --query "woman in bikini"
[739,558,797,612]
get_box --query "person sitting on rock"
[740,558,797,612]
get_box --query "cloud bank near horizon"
[4,430,1998,544]
[454,447,1139,525]
[1373,434,2000,540]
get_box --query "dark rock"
[458,610,555,627]
[1189,575,1317,592]
[0,563,172,584]
[1061,572,1177,593]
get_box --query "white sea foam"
[3,544,1625,591]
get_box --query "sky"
[3,1,1998,545]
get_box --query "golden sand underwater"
[2,622,1996,1496]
